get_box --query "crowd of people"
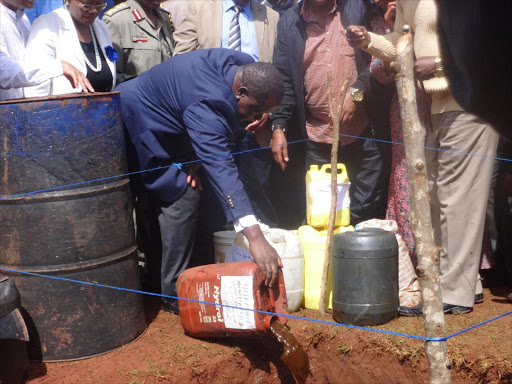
[1,0,511,316]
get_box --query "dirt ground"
[23,286,512,384]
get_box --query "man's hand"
[243,224,283,287]
[384,2,396,31]
[413,56,436,80]
[340,93,357,127]
[186,163,202,190]
[346,25,371,49]
[271,129,289,171]
[246,113,269,133]
[61,61,94,92]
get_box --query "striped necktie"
[228,4,242,51]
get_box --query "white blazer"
[24,5,116,97]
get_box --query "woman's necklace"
[81,25,102,73]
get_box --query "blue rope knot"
[172,162,183,170]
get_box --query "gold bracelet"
[434,56,443,77]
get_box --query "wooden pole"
[319,69,352,315]
[394,27,451,384]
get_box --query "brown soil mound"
[22,286,512,384]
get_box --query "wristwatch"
[271,124,286,133]
[348,87,364,102]
[434,56,443,78]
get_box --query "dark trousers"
[135,189,162,291]
[305,129,386,225]
[270,141,307,229]
[157,185,200,301]
[233,130,277,227]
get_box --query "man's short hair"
[240,62,284,104]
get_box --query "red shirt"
[302,2,368,145]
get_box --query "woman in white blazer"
[24,0,116,97]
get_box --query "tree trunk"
[319,70,352,315]
[394,32,451,384]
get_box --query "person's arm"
[183,99,282,286]
[346,1,405,62]
[0,19,68,94]
[0,34,59,90]
[269,15,294,170]
[23,16,65,96]
[172,1,199,55]
[336,65,372,127]
[2,32,92,95]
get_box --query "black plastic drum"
[332,228,399,326]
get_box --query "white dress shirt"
[233,215,259,232]
[221,0,259,61]
[0,3,62,101]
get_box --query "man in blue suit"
[117,48,284,313]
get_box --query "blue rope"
[1,134,509,200]
[1,266,510,343]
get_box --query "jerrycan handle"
[268,285,276,309]
[263,288,279,330]
[319,163,347,175]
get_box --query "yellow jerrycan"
[298,225,354,310]
[306,164,350,228]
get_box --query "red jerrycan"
[177,262,288,338]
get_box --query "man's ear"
[235,86,249,100]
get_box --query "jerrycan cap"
[264,315,283,330]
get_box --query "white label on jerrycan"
[310,181,351,212]
[221,276,256,330]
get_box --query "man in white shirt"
[0,0,92,101]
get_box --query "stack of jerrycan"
[299,164,354,310]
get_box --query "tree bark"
[394,32,451,383]
[319,70,352,315]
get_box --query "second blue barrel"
[332,228,399,326]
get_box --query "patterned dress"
[369,12,425,265]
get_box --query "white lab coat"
[0,4,63,101]
[24,4,116,97]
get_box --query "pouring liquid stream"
[269,318,310,384]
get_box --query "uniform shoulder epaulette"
[158,6,174,32]
[103,2,130,17]
[158,6,170,14]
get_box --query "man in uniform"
[103,0,174,84]
[116,48,284,314]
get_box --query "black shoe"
[442,303,472,315]
[398,304,423,317]
[474,293,483,304]
[161,298,180,315]
[399,302,473,316]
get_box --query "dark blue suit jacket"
[117,48,255,221]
